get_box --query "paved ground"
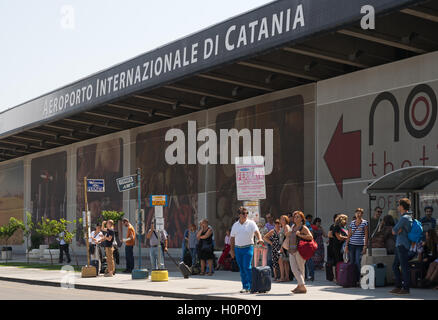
[0,280,185,300]
[1,262,437,300]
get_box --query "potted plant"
[101,210,125,247]
[0,217,25,263]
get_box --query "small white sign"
[154,206,164,218]
[235,156,266,201]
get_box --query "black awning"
[363,166,438,194]
[1,0,438,162]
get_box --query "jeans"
[235,246,254,290]
[348,244,364,281]
[305,258,315,279]
[189,248,197,266]
[125,245,134,271]
[393,245,410,290]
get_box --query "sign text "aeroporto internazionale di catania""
[42,4,305,118]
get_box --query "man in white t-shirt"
[230,207,264,293]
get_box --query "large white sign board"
[235,156,266,201]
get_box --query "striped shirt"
[349,220,368,246]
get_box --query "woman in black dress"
[332,214,349,282]
[197,219,214,276]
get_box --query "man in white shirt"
[230,207,264,293]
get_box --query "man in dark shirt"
[420,206,436,235]
[370,207,383,238]
[102,220,115,277]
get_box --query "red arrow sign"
[324,116,361,198]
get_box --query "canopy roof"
[363,166,438,194]
[1,0,438,162]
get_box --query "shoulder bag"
[297,226,318,260]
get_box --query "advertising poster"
[212,92,313,247]
[76,138,123,245]
[136,124,198,248]
[317,52,438,228]
[31,152,67,223]
[0,161,24,245]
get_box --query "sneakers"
[104,273,114,277]
[239,289,250,293]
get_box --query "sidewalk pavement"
[1,258,438,300]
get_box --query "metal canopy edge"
[363,166,438,194]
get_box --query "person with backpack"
[390,198,416,295]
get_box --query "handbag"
[296,227,318,260]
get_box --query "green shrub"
[101,210,125,224]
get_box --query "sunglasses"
[377,210,383,213]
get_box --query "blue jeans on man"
[235,246,254,291]
[149,246,165,269]
[393,245,410,291]
[348,244,364,281]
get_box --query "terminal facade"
[0,0,437,251]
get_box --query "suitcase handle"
[166,251,180,267]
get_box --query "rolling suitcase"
[337,262,358,287]
[166,251,191,278]
[409,261,424,288]
[250,266,271,293]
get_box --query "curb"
[0,276,242,300]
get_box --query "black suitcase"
[183,249,192,267]
[409,261,424,288]
[100,257,107,274]
[90,259,99,276]
[166,251,191,278]
[250,266,272,293]
[231,258,240,272]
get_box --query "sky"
[0,0,273,112]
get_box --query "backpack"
[408,219,423,244]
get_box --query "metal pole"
[137,168,142,269]
[83,176,90,266]
[368,194,374,257]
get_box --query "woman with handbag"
[288,211,314,294]
[197,219,214,276]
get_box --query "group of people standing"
[228,207,317,294]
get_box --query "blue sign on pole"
[87,179,105,192]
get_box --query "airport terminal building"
[1,0,438,251]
